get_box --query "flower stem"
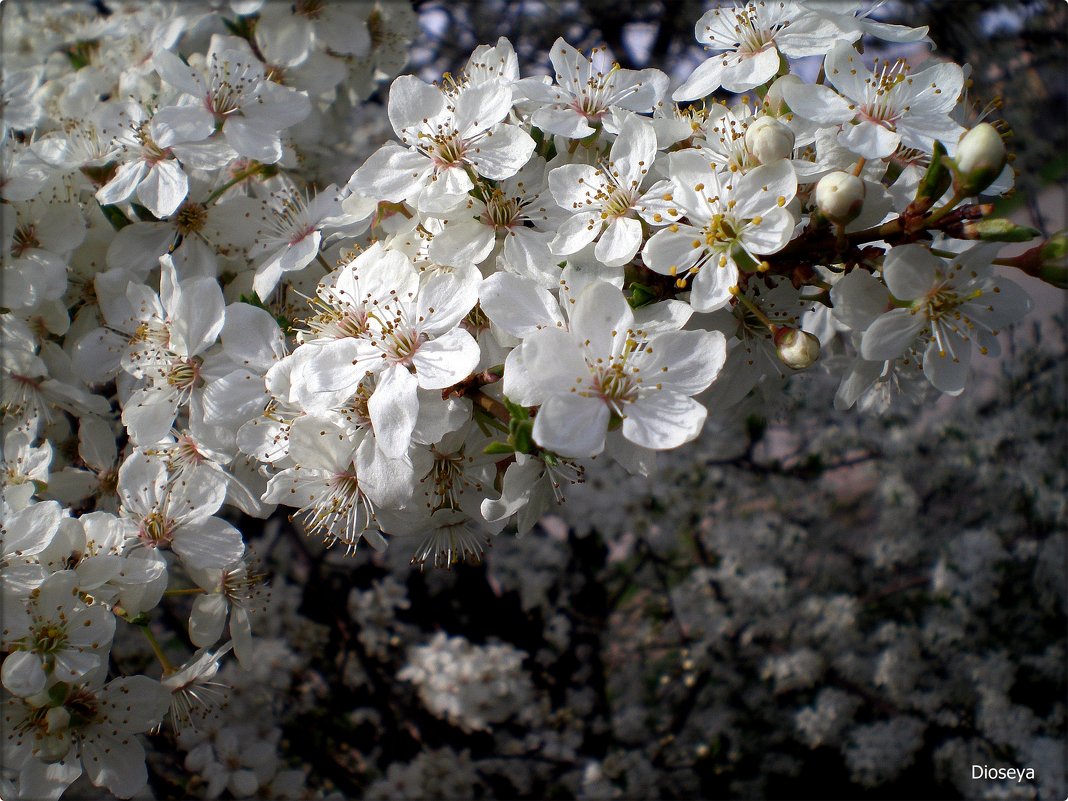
[141,624,173,672]
[205,162,265,205]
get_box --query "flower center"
[294,468,375,553]
[174,202,209,236]
[429,131,466,169]
[139,511,175,548]
[481,189,521,229]
[589,362,641,414]
[167,356,203,391]
[11,224,40,257]
[860,58,910,126]
[427,450,467,512]
[135,121,169,163]
[32,622,69,654]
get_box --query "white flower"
[860,244,1032,395]
[520,281,726,457]
[161,644,232,734]
[261,416,405,553]
[547,113,675,268]
[1,570,115,697]
[250,185,342,299]
[427,157,561,286]
[642,154,797,312]
[296,251,481,414]
[350,77,535,213]
[0,429,52,511]
[119,257,226,446]
[783,43,964,160]
[673,1,848,100]
[525,39,668,139]
[117,450,245,570]
[2,674,170,799]
[152,36,311,164]
[95,101,214,218]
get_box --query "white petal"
[830,268,891,331]
[82,734,147,799]
[95,161,146,207]
[781,82,854,125]
[468,124,536,180]
[838,121,901,160]
[170,276,225,357]
[883,244,938,300]
[551,212,601,256]
[720,47,781,93]
[189,593,228,648]
[923,331,972,395]
[223,118,282,163]
[136,160,189,220]
[570,280,632,358]
[594,216,643,267]
[221,302,284,372]
[150,105,215,148]
[861,308,926,361]
[368,366,418,458]
[622,391,706,450]
[672,57,725,102]
[173,517,244,571]
[532,393,609,457]
[388,76,445,137]
[2,652,46,697]
[479,272,565,338]
[411,328,480,390]
[641,225,703,276]
[637,329,726,395]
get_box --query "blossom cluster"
[0,0,1059,798]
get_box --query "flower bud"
[774,327,821,370]
[954,123,1006,195]
[815,171,866,224]
[745,117,795,164]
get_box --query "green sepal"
[628,282,659,308]
[731,243,762,273]
[484,441,515,456]
[913,140,952,213]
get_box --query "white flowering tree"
[0,0,1064,798]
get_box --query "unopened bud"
[954,123,1006,195]
[745,117,795,164]
[958,218,1040,242]
[765,74,802,116]
[774,327,821,370]
[815,171,866,224]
